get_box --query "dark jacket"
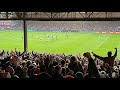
[52,73,63,79]
[88,58,100,78]
[93,49,117,67]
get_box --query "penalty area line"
[95,35,111,50]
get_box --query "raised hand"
[115,48,117,50]
[83,52,92,59]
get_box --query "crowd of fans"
[26,21,120,32]
[0,48,119,78]
[1,21,120,32]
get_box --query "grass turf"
[0,31,120,59]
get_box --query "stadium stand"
[1,21,120,32]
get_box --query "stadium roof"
[0,12,120,21]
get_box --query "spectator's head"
[112,72,117,78]
[44,56,50,67]
[39,65,46,73]
[33,68,40,75]
[5,65,15,76]
[23,67,28,74]
[21,61,26,67]
[28,65,35,75]
[66,59,70,63]
[26,60,32,67]
[0,72,11,78]
[39,57,45,66]
[70,56,77,63]
[66,68,70,74]
[108,51,112,57]
[3,61,10,69]
[67,70,74,76]
[99,71,107,78]
[53,61,58,66]
[15,65,24,78]
[12,75,19,78]
[54,65,62,74]
[75,72,84,79]
[61,60,65,66]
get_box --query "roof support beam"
[0,12,120,21]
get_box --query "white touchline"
[95,35,111,50]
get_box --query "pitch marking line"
[95,35,111,49]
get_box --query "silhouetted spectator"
[83,52,100,78]
[92,48,117,67]
[14,65,24,78]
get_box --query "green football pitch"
[0,31,120,59]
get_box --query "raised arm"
[83,52,100,78]
[92,52,105,61]
[0,50,5,56]
[113,48,117,58]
